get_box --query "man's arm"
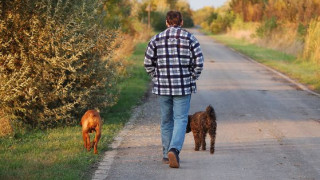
[144,41,157,78]
[190,36,204,80]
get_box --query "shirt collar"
[167,25,181,29]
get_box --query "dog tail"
[206,105,216,120]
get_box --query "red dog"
[80,110,102,154]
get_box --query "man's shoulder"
[150,29,168,42]
[181,28,196,40]
[180,28,192,35]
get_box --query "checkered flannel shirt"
[144,26,204,95]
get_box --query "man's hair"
[166,11,183,26]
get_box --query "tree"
[167,0,178,9]
[176,0,194,27]
[138,0,194,31]
[230,0,265,22]
[193,6,216,26]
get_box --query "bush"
[303,18,320,64]
[192,6,216,26]
[181,12,194,28]
[0,0,120,129]
[297,23,307,42]
[0,112,12,137]
[207,12,218,25]
[209,11,235,34]
[256,16,278,38]
[151,11,167,31]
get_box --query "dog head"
[186,115,192,133]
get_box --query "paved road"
[93,29,320,180]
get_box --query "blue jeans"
[159,95,191,158]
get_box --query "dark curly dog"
[186,105,217,154]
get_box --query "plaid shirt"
[144,26,204,95]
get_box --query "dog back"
[81,110,102,131]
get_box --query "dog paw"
[210,149,215,154]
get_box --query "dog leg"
[82,132,87,149]
[193,131,201,151]
[93,128,101,154]
[82,132,91,151]
[201,131,207,151]
[209,126,216,154]
[86,135,91,151]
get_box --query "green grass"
[0,42,150,179]
[211,33,320,93]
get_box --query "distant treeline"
[193,0,320,64]
[230,0,320,24]
[138,0,194,31]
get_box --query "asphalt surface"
[93,29,320,180]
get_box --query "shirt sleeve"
[144,40,157,78]
[190,35,204,80]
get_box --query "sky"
[187,0,228,10]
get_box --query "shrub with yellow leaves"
[0,0,120,130]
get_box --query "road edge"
[230,48,320,97]
[92,83,152,180]
[92,106,141,180]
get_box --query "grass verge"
[0,42,150,179]
[209,33,320,93]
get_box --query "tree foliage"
[193,6,235,34]
[256,16,278,38]
[176,1,194,27]
[192,6,216,26]
[103,0,145,35]
[138,0,194,31]
[230,0,265,22]
[230,0,320,24]
[167,0,178,9]
[209,11,235,34]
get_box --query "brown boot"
[167,148,180,168]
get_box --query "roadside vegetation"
[0,0,152,136]
[193,0,320,93]
[0,42,150,179]
[210,34,320,92]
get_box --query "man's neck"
[168,25,181,28]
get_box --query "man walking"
[144,11,204,168]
